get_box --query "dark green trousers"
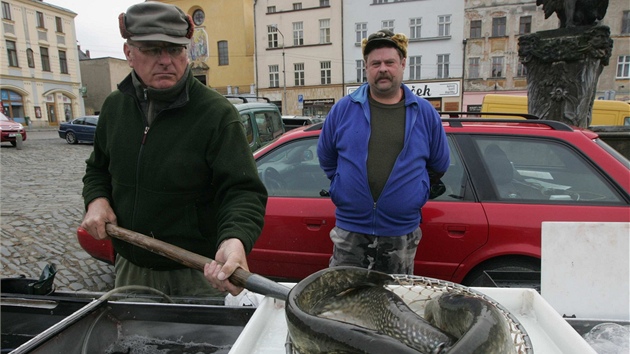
[114,255,226,297]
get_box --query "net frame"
[286,273,534,354]
[387,274,534,354]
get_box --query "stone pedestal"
[518,26,612,128]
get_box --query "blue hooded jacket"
[317,83,450,236]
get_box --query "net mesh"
[288,274,534,354]
[389,274,532,354]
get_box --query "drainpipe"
[461,39,467,111]
[253,0,259,97]
[340,1,344,98]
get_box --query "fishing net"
[286,273,534,354]
[388,274,534,354]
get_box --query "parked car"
[0,112,27,146]
[77,117,630,288]
[282,115,324,131]
[58,115,98,144]
[226,96,285,152]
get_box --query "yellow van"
[481,94,630,126]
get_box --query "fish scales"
[286,267,454,354]
[425,293,517,354]
[314,286,455,353]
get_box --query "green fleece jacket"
[82,69,267,270]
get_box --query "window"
[59,50,68,74]
[255,111,283,143]
[2,2,11,20]
[36,11,45,28]
[293,3,302,10]
[409,56,421,80]
[437,54,449,78]
[293,22,303,46]
[320,0,330,6]
[268,25,280,48]
[382,20,394,32]
[267,6,276,13]
[438,15,451,36]
[55,16,63,33]
[469,57,480,78]
[519,16,532,35]
[622,11,630,34]
[294,63,304,86]
[517,62,527,77]
[470,20,482,38]
[321,61,331,85]
[269,65,279,88]
[617,56,630,78]
[6,40,18,67]
[355,23,367,44]
[26,48,35,68]
[492,57,504,77]
[217,41,229,65]
[410,18,422,39]
[320,19,330,44]
[85,116,98,126]
[492,17,506,37]
[256,138,330,198]
[41,47,50,71]
[356,59,366,83]
[241,114,254,144]
[475,137,624,203]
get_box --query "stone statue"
[535,0,609,28]
[519,0,612,128]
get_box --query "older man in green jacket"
[81,2,267,297]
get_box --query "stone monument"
[518,0,612,127]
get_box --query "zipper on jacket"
[141,126,149,145]
[371,201,377,235]
[130,126,149,233]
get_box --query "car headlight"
[17,124,24,130]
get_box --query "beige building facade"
[462,0,558,111]
[598,0,630,102]
[1,0,84,128]
[79,57,130,115]
[156,0,256,95]
[463,0,630,110]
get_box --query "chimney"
[86,50,90,58]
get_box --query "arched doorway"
[1,89,25,119]
[43,91,77,126]
[44,93,57,125]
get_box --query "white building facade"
[344,0,466,112]
[1,0,84,128]
[254,0,343,116]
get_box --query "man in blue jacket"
[317,29,450,274]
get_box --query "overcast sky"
[50,0,140,59]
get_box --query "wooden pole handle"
[104,224,290,300]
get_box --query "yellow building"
[1,0,84,128]
[156,0,255,94]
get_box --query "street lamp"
[273,26,287,115]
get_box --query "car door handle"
[446,225,467,238]
[304,218,326,230]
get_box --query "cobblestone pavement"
[1,130,115,292]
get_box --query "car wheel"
[462,258,540,288]
[65,132,78,144]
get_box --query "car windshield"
[1,114,10,122]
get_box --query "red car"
[0,112,27,146]
[77,118,630,287]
